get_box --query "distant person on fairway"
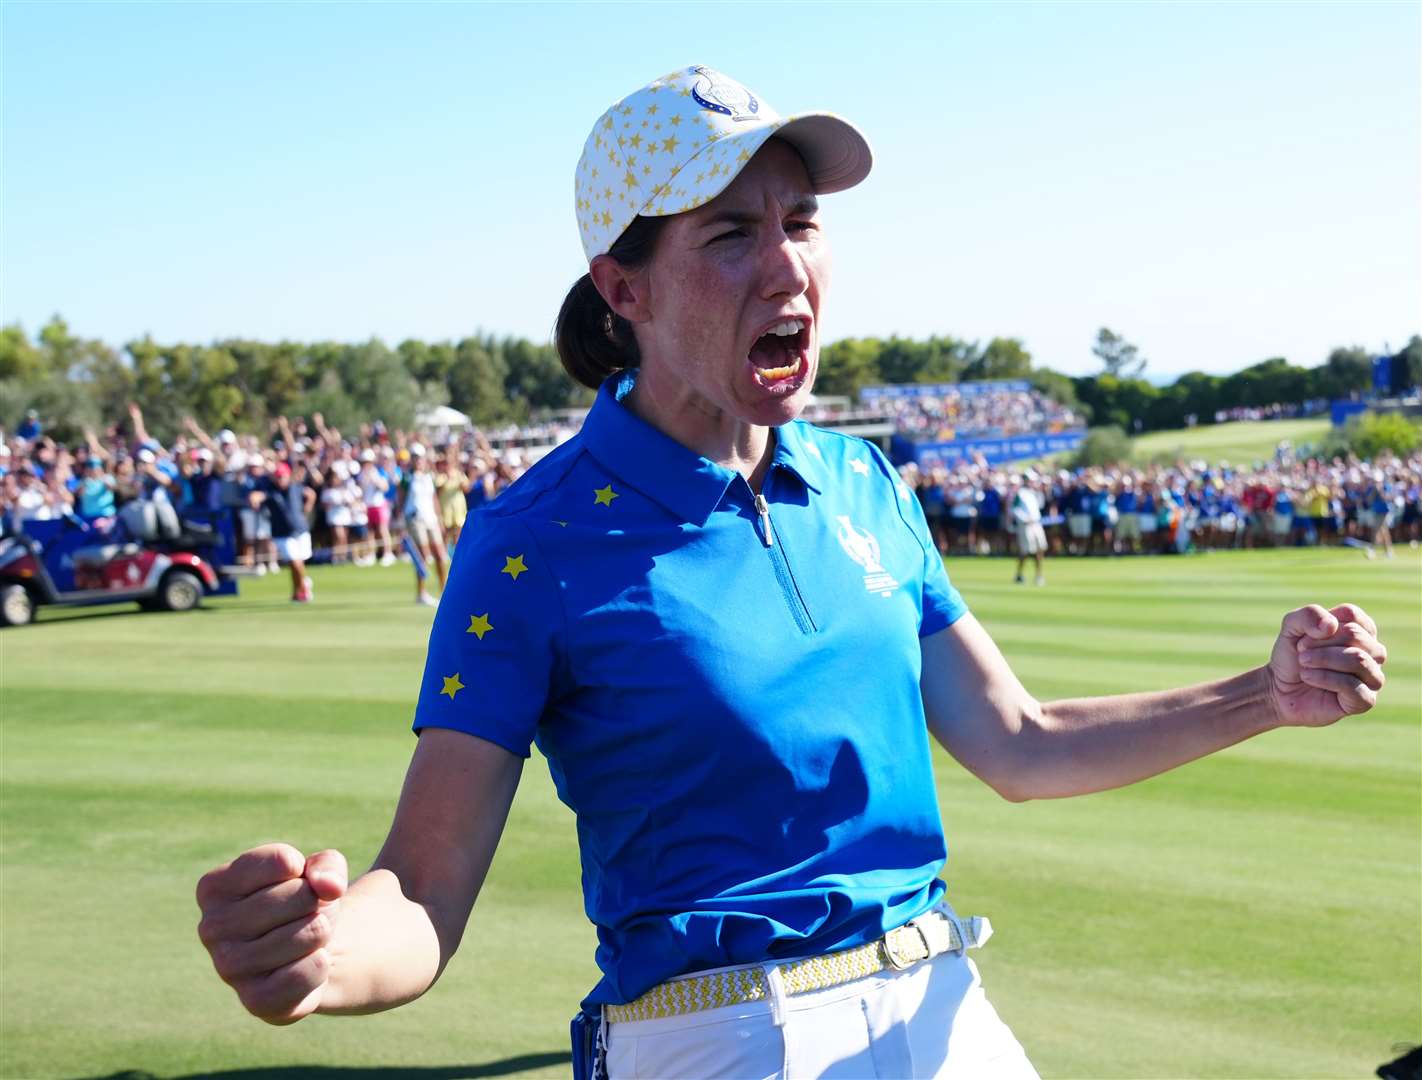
[1011,473,1047,585]
[195,66,1391,1079]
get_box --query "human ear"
[588,254,651,325]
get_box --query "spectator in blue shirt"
[16,410,41,442]
[75,457,116,520]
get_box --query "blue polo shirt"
[413,370,968,1010]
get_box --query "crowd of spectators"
[4,401,1416,607]
[864,386,1082,442]
[0,405,535,602]
[900,445,1420,561]
[1212,400,1328,424]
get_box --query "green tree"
[1072,425,1133,467]
[502,337,589,414]
[1091,327,1146,378]
[816,337,882,397]
[1392,335,1421,392]
[1313,346,1372,400]
[1072,373,1159,432]
[1028,368,1082,414]
[962,337,1032,381]
[449,337,511,424]
[875,337,926,385]
[1338,413,1421,459]
[0,323,45,383]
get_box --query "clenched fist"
[1268,603,1387,727]
[196,844,347,1025]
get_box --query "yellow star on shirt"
[593,484,619,507]
[441,673,464,699]
[501,554,528,581]
[467,613,493,639]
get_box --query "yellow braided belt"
[604,911,991,1024]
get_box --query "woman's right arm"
[196,728,523,1025]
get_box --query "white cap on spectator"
[410,443,426,457]
[217,428,237,444]
[137,448,156,463]
[360,448,375,462]
[227,450,247,471]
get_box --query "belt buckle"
[882,921,930,971]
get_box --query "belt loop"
[967,915,993,949]
[762,963,789,1028]
[594,1005,609,1080]
[943,909,969,953]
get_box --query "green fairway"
[1132,418,1332,466]
[2,549,1418,1079]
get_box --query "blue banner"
[890,430,1086,467]
[1330,399,1369,427]
[1372,355,1392,394]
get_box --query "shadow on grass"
[36,604,226,625]
[76,1054,573,1080]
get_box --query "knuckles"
[235,950,328,1021]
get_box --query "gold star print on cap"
[501,554,528,580]
[594,484,619,507]
[572,64,872,262]
[467,613,493,639]
[441,673,465,700]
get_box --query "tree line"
[1,315,1417,445]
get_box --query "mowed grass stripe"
[1,550,1417,1078]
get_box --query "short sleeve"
[864,443,968,638]
[411,512,564,757]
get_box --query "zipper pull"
[753,492,774,548]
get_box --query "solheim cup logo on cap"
[690,66,759,121]
[836,516,900,598]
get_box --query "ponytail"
[555,274,636,390]
[554,213,667,390]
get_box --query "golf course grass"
[2,546,1418,1079]
[1131,418,1332,467]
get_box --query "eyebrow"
[697,195,820,229]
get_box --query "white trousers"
[604,949,1038,1079]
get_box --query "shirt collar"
[770,419,824,494]
[579,370,738,526]
[579,370,826,520]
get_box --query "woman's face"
[630,138,830,431]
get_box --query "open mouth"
[748,318,809,386]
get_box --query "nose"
[757,226,810,301]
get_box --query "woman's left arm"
[921,604,1386,802]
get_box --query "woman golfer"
[196,66,1388,1079]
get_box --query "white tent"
[414,404,472,430]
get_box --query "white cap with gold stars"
[574,65,872,262]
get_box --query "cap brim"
[774,111,873,194]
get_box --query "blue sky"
[3,1,1417,378]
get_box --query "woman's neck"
[624,368,774,491]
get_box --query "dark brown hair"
[555,214,668,390]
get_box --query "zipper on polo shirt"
[752,491,816,635]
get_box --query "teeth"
[757,357,803,381]
[767,319,803,337]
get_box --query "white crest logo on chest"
[835,515,900,597]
